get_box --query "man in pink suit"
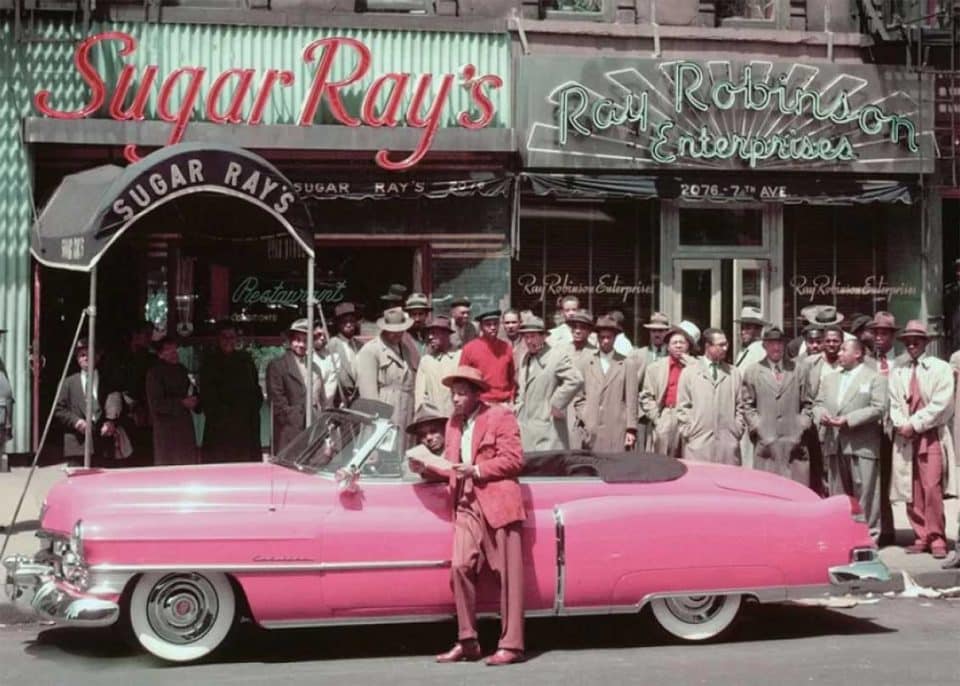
[410,365,526,666]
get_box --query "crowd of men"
[39,284,960,570]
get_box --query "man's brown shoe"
[435,641,482,663]
[485,648,526,666]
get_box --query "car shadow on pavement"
[22,603,894,666]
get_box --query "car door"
[318,461,456,618]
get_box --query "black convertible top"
[521,450,687,483]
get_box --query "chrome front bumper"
[3,554,119,627]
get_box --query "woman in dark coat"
[200,323,263,463]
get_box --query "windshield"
[271,410,384,475]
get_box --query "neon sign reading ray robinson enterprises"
[555,62,920,167]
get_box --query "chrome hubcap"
[662,595,726,624]
[145,574,219,645]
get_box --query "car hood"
[40,462,289,536]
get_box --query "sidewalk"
[1,468,958,624]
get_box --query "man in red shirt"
[459,310,517,406]
[639,321,699,456]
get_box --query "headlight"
[62,520,88,589]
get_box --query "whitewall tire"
[649,593,741,641]
[129,572,236,662]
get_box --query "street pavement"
[0,597,957,685]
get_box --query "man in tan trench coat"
[515,316,583,452]
[573,316,639,452]
[889,321,956,559]
[677,328,746,465]
[741,326,811,486]
[356,307,417,450]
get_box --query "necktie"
[879,356,889,376]
[711,363,718,381]
[774,364,783,383]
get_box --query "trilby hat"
[377,307,414,333]
[442,365,490,392]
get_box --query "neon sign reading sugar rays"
[556,62,919,168]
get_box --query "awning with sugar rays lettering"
[31,142,315,272]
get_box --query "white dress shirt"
[837,363,861,405]
[599,350,613,375]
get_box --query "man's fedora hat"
[442,365,490,392]
[761,326,786,341]
[594,315,623,333]
[734,306,766,326]
[288,318,310,334]
[666,320,700,347]
[517,316,546,334]
[643,311,670,330]
[475,309,502,322]
[449,296,471,309]
[380,283,408,304]
[865,311,898,331]
[567,310,594,327]
[404,293,432,312]
[425,315,455,332]
[897,319,935,340]
[377,307,414,333]
[800,304,844,326]
[847,314,873,336]
[75,337,90,351]
[405,402,449,435]
[333,302,358,319]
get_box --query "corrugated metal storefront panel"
[0,18,512,453]
[28,21,511,128]
[0,19,44,454]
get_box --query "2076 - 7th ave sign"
[519,56,936,174]
[34,32,503,171]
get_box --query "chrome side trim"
[261,613,455,629]
[88,559,451,574]
[553,506,565,615]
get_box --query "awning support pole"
[305,257,315,427]
[83,266,97,469]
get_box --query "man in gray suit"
[741,327,811,486]
[515,316,583,451]
[813,339,887,540]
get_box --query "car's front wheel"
[129,572,237,662]
[649,593,742,641]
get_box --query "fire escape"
[864,0,960,192]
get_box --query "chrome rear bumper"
[828,549,891,586]
[3,554,119,627]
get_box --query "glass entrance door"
[662,201,782,361]
[673,258,770,359]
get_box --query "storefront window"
[679,207,763,247]
[514,200,658,342]
[783,203,921,338]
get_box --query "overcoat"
[146,361,198,465]
[888,354,957,501]
[566,343,596,447]
[355,334,416,445]
[327,334,362,402]
[414,349,461,417]
[676,358,746,465]
[812,364,886,459]
[741,357,811,480]
[515,343,583,451]
[266,351,307,454]
[573,348,640,452]
[200,349,263,462]
[639,354,697,453]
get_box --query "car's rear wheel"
[649,593,741,641]
[129,571,236,662]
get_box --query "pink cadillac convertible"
[4,401,888,663]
